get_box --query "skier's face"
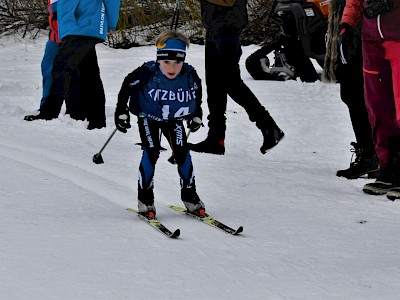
[158,60,183,79]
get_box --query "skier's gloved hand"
[187,117,203,133]
[337,23,355,65]
[114,107,131,133]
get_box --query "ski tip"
[170,229,181,238]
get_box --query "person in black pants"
[335,58,379,179]
[189,0,284,155]
[24,0,120,130]
[324,0,378,179]
[25,37,107,130]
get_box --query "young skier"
[114,30,205,219]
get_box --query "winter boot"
[24,93,64,121]
[336,142,379,179]
[386,137,400,200]
[138,188,156,219]
[188,137,225,155]
[181,187,207,217]
[87,121,106,130]
[363,136,400,196]
[256,113,285,154]
[362,167,396,195]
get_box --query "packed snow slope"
[1,34,400,300]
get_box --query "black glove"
[187,117,203,133]
[114,107,131,133]
[337,23,355,65]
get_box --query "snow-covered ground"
[1,34,400,300]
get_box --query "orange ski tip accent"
[363,68,379,75]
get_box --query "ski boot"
[138,189,156,219]
[181,187,207,217]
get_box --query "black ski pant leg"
[338,61,375,155]
[65,68,84,120]
[137,118,161,192]
[163,121,195,188]
[205,29,270,139]
[40,35,100,117]
[205,37,228,140]
[78,47,106,126]
[218,29,269,123]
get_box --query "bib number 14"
[162,105,190,119]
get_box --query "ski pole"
[92,128,118,164]
[170,0,181,30]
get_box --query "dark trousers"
[40,40,81,114]
[138,118,195,191]
[205,28,268,140]
[337,60,375,155]
[40,35,106,125]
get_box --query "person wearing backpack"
[188,0,285,155]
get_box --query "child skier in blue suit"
[115,30,205,219]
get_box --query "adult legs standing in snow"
[35,0,85,121]
[25,36,107,129]
[340,0,400,196]
[324,0,378,180]
[361,40,400,195]
[335,61,378,179]
[189,0,284,155]
[24,0,121,130]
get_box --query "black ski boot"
[256,113,285,154]
[138,188,156,219]
[24,94,64,121]
[181,187,207,217]
[336,142,379,179]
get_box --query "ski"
[168,205,243,235]
[126,208,180,238]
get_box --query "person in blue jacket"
[114,30,206,220]
[39,0,81,119]
[25,0,121,130]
